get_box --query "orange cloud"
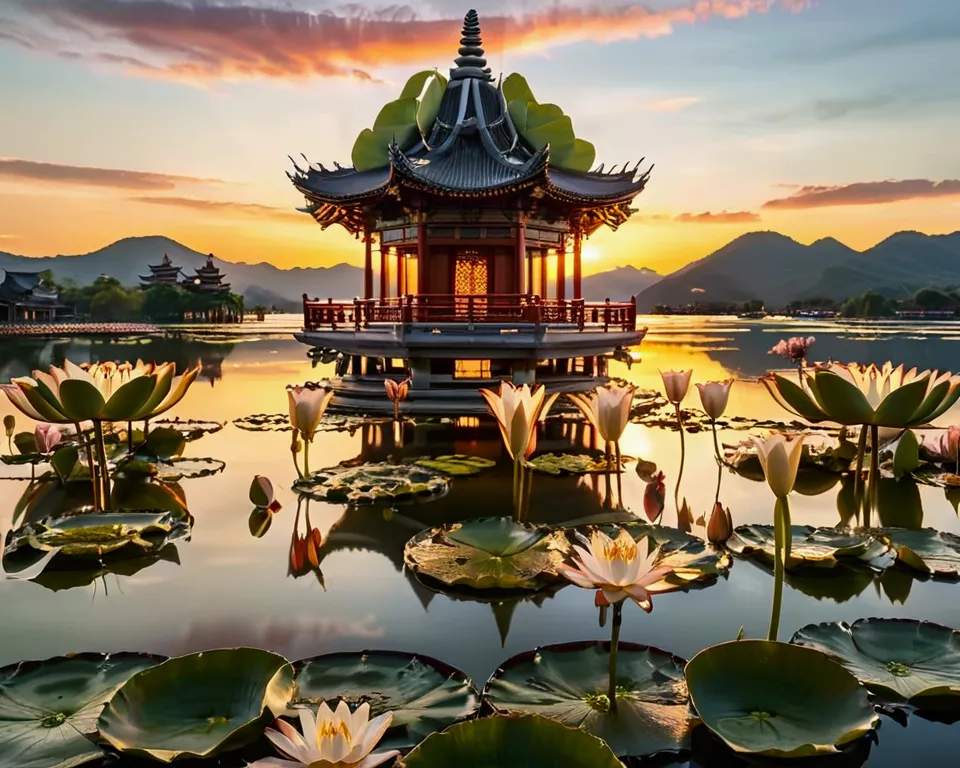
[674,210,761,223]
[763,179,960,209]
[0,158,223,190]
[10,0,810,81]
[129,196,301,222]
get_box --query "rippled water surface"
[2,315,960,766]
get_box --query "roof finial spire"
[451,9,493,81]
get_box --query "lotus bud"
[660,369,693,405]
[3,414,15,437]
[34,423,63,454]
[249,475,281,512]
[707,502,733,544]
[290,430,302,454]
[643,471,665,522]
[696,380,733,421]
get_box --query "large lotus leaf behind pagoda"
[502,73,596,172]
[352,70,447,172]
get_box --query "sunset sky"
[0,0,958,276]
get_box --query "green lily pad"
[412,454,496,477]
[292,651,479,751]
[295,462,449,505]
[0,652,164,768]
[120,457,226,482]
[98,647,294,762]
[575,522,731,593]
[528,453,626,475]
[685,640,879,758]
[404,517,570,592]
[398,713,624,768]
[792,618,960,704]
[150,418,224,440]
[727,525,894,571]
[879,528,960,579]
[482,641,693,758]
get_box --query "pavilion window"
[427,227,456,238]
[485,227,512,239]
[459,226,482,239]
[454,359,491,379]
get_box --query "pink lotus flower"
[923,426,960,470]
[769,336,815,363]
[34,423,62,454]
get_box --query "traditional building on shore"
[288,10,650,413]
[184,255,231,295]
[139,254,184,289]
[0,271,68,323]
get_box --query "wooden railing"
[302,294,637,333]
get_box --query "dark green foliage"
[839,290,898,318]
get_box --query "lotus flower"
[764,362,960,429]
[384,377,409,420]
[660,370,692,405]
[696,380,733,420]
[923,425,960,472]
[250,475,282,512]
[769,336,815,363]
[707,502,733,544]
[3,360,199,423]
[34,423,62,454]
[287,384,335,441]
[558,528,672,612]
[479,382,558,462]
[568,385,634,445]
[643,471,665,522]
[248,701,398,768]
[751,433,806,499]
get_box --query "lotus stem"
[303,438,311,477]
[6,437,11,454]
[797,362,804,387]
[614,442,623,509]
[76,421,99,511]
[608,601,622,713]
[710,419,722,464]
[768,496,789,641]
[674,404,685,517]
[522,466,534,520]
[854,426,867,519]
[127,421,133,453]
[512,458,521,518]
[714,455,723,508]
[93,421,111,510]
[868,424,879,527]
[143,418,150,440]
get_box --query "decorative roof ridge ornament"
[450,9,493,81]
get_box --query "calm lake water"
[2,315,960,766]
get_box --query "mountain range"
[635,230,960,311]
[0,236,661,308]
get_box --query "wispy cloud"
[6,0,811,82]
[0,158,222,190]
[130,195,300,222]
[644,96,701,113]
[674,210,761,223]
[763,179,960,209]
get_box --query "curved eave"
[288,161,393,206]
[544,163,653,205]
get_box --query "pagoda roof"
[0,271,60,305]
[289,9,650,230]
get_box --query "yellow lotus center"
[318,719,351,743]
[603,538,637,562]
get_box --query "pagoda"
[139,254,184,289]
[184,255,230,294]
[288,9,650,413]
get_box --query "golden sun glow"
[581,244,601,263]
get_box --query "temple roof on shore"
[0,271,60,305]
[288,9,650,234]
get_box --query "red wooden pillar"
[515,210,526,294]
[539,248,547,298]
[417,215,426,294]
[363,230,373,299]
[573,229,583,300]
[398,252,406,296]
[379,243,387,300]
[557,236,566,301]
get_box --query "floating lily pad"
[232,412,291,431]
[685,640,879,758]
[232,412,381,434]
[482,641,693,758]
[575,522,731,593]
[292,651,480,751]
[528,453,627,475]
[121,457,226,482]
[98,647,294,762]
[151,418,224,440]
[398,713,624,768]
[412,455,496,477]
[0,652,164,768]
[792,618,960,704]
[880,528,960,579]
[404,517,570,593]
[295,462,449,505]
[727,525,894,571]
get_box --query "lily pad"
[292,651,480,751]
[150,418,224,440]
[399,714,623,767]
[727,525,894,571]
[123,457,227,482]
[404,517,570,593]
[792,618,960,704]
[685,640,879,758]
[482,641,693,758]
[412,455,496,477]
[0,652,164,768]
[98,647,294,762]
[232,412,292,431]
[528,452,627,475]
[879,528,960,579]
[295,462,449,505]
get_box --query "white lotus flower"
[568,384,634,444]
[696,380,733,420]
[479,381,558,461]
[558,528,672,612]
[660,369,692,405]
[287,384,335,441]
[751,433,806,499]
[248,701,398,768]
